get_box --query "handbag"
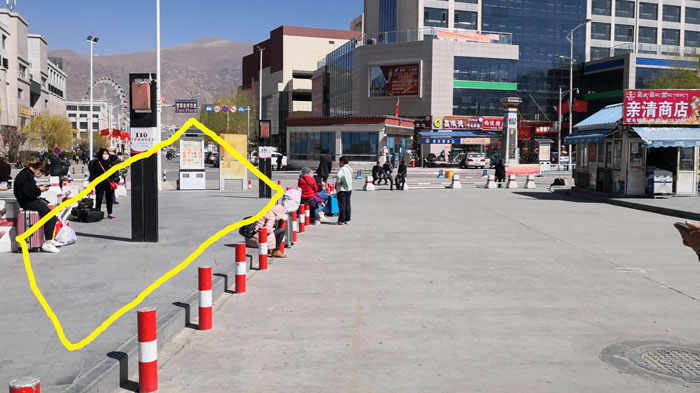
[99,161,118,190]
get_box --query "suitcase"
[17,209,45,251]
[79,209,104,223]
[329,195,339,216]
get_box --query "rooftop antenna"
[6,0,15,11]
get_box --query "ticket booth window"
[680,147,695,171]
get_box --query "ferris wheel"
[83,76,129,130]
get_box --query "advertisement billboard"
[369,64,420,97]
[624,89,700,125]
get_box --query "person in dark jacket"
[382,161,394,190]
[316,152,333,183]
[495,160,506,185]
[13,161,61,253]
[89,148,117,219]
[395,160,407,190]
[371,161,383,185]
[49,154,70,188]
[0,157,11,186]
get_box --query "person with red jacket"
[298,167,320,225]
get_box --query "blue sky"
[17,0,363,55]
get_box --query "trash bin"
[445,170,454,179]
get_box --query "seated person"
[395,160,407,190]
[317,182,331,218]
[245,204,288,258]
[382,161,394,190]
[371,161,383,185]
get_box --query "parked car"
[249,151,288,169]
[459,152,486,169]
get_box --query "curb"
[553,188,700,221]
[61,255,257,393]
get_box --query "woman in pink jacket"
[246,204,288,258]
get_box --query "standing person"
[382,160,394,191]
[89,148,117,219]
[49,153,70,188]
[396,160,407,190]
[298,167,320,225]
[13,161,62,253]
[316,152,333,183]
[495,159,506,186]
[0,157,11,187]
[246,204,288,258]
[276,153,283,171]
[335,156,353,225]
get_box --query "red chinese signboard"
[535,126,554,134]
[441,116,503,131]
[624,89,700,125]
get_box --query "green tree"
[199,88,258,151]
[28,115,73,152]
[648,58,700,89]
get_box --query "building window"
[638,26,657,44]
[454,57,517,83]
[613,140,622,170]
[67,105,77,111]
[92,122,99,130]
[688,8,700,24]
[379,0,397,33]
[638,2,658,20]
[17,88,22,99]
[686,31,700,47]
[662,29,680,46]
[454,10,477,30]
[615,0,635,18]
[44,99,48,108]
[663,5,681,23]
[71,122,77,129]
[592,0,611,15]
[1,35,5,50]
[79,114,87,118]
[18,64,26,80]
[590,47,611,60]
[424,7,448,28]
[615,24,634,42]
[455,0,477,3]
[341,132,378,161]
[79,122,87,129]
[591,23,611,40]
[290,132,336,160]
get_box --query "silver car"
[458,152,486,168]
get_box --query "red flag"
[573,99,588,113]
[394,97,400,117]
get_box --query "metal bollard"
[198,267,212,330]
[258,228,268,270]
[138,307,158,393]
[9,377,40,393]
[235,243,247,293]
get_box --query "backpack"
[239,216,258,239]
[78,198,94,210]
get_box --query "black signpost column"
[130,73,159,242]
[258,120,272,199]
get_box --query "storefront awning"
[632,127,700,148]
[564,129,615,145]
[419,131,501,145]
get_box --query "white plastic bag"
[56,225,77,246]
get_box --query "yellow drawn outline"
[16,118,283,351]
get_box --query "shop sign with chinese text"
[624,89,700,125]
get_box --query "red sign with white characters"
[624,89,700,125]
[441,116,503,131]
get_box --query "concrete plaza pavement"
[129,182,700,392]
[0,185,269,392]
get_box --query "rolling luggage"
[17,209,44,251]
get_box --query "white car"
[249,151,288,169]
[457,152,486,168]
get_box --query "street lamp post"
[156,0,162,191]
[86,36,99,160]
[564,19,591,168]
[256,45,264,121]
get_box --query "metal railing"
[593,43,700,59]
[360,27,513,47]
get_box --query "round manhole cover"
[630,346,700,383]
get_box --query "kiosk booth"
[179,128,206,190]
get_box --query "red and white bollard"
[278,218,286,253]
[258,228,268,270]
[9,377,40,393]
[277,180,281,186]
[298,205,306,233]
[247,180,252,191]
[291,211,298,242]
[235,243,246,293]
[304,203,310,226]
[138,307,158,393]
[198,267,212,331]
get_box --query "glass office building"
[481,0,588,122]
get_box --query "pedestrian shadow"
[172,302,199,330]
[74,232,132,242]
[214,273,234,294]
[106,351,139,392]
[513,191,598,203]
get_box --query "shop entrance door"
[626,141,645,195]
[677,147,697,195]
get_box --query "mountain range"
[48,37,251,126]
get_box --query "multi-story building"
[241,26,361,151]
[0,8,66,140]
[66,100,108,136]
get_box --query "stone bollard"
[524,174,536,189]
[448,174,462,189]
[486,175,497,189]
[507,174,519,189]
[363,176,375,191]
